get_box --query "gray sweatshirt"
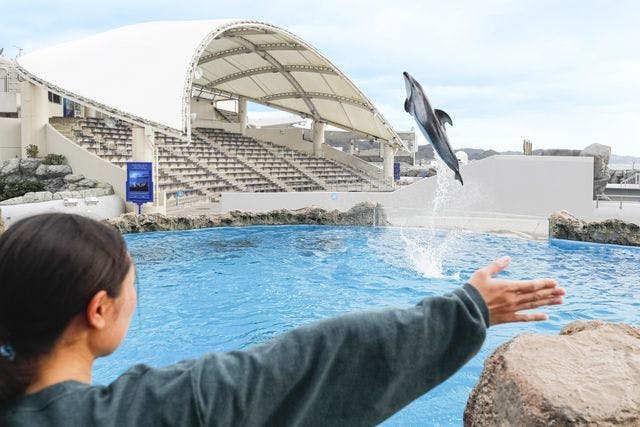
[1,283,489,426]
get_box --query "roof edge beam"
[204,65,336,88]
[221,28,274,36]
[262,91,372,110]
[198,43,305,65]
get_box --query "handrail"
[619,171,639,186]
[596,194,639,209]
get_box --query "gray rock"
[77,178,98,188]
[104,202,388,234]
[45,177,66,193]
[19,159,42,175]
[53,191,72,200]
[464,320,640,426]
[45,164,73,178]
[66,184,78,190]
[18,191,53,204]
[20,192,37,203]
[34,164,48,178]
[549,210,640,246]
[580,143,611,197]
[0,196,23,205]
[80,188,108,197]
[96,182,112,189]
[63,174,84,184]
[0,159,20,177]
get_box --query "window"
[48,91,61,104]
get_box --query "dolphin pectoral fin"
[404,98,412,113]
[434,109,453,126]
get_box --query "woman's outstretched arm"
[187,257,563,426]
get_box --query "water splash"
[401,158,462,279]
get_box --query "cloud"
[3,0,639,155]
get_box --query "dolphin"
[403,71,463,185]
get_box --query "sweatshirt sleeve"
[189,283,490,426]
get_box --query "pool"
[93,225,640,425]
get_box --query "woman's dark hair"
[0,213,131,403]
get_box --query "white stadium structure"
[0,19,614,235]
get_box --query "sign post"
[126,162,154,214]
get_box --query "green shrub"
[25,144,39,158]
[42,153,67,165]
[0,179,46,201]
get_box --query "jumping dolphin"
[403,72,463,185]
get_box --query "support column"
[20,81,49,157]
[312,121,325,157]
[131,125,164,214]
[238,97,247,135]
[382,143,396,183]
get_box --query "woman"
[0,213,564,426]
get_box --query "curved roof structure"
[16,20,405,148]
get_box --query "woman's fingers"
[484,256,511,277]
[512,312,549,322]
[514,296,564,312]
[500,278,559,293]
[516,287,566,305]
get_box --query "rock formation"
[0,158,113,204]
[105,202,387,234]
[549,211,640,246]
[580,143,611,198]
[465,320,640,426]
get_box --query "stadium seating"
[50,117,391,205]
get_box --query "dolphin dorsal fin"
[434,109,453,126]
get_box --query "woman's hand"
[468,256,565,326]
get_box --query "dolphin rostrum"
[403,71,463,185]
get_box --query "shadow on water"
[292,236,348,257]
[205,238,259,252]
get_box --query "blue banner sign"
[126,162,154,205]
[393,162,401,181]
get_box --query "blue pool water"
[94,225,640,425]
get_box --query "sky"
[2,0,640,156]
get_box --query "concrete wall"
[388,155,594,219]
[46,124,127,199]
[191,99,217,128]
[217,155,595,236]
[219,191,385,213]
[0,195,124,228]
[0,117,21,161]
[245,127,306,147]
[0,92,18,113]
[48,101,63,118]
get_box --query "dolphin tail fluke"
[454,171,464,185]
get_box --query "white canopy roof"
[16,20,405,148]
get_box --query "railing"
[619,171,639,187]
[596,194,639,209]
